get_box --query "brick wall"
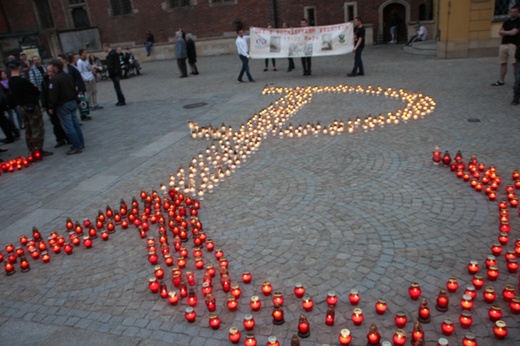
[0,0,430,58]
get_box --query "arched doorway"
[379,0,409,44]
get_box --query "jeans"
[57,100,84,150]
[238,55,254,81]
[7,106,22,129]
[111,75,125,104]
[145,41,153,56]
[351,48,364,75]
[514,59,520,102]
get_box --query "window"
[168,0,191,7]
[209,0,237,6]
[419,0,434,21]
[494,0,517,18]
[68,0,90,28]
[344,2,357,23]
[110,0,133,16]
[34,0,54,29]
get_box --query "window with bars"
[494,0,518,18]
[168,0,191,8]
[34,0,54,29]
[110,0,133,16]
[209,0,237,6]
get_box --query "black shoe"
[238,79,244,83]
[249,79,256,82]
[180,75,188,78]
[66,148,82,155]
[347,73,357,77]
[0,138,14,144]
[358,73,364,76]
[512,100,519,106]
[81,115,92,121]
[54,140,67,148]
[0,147,7,153]
[116,102,126,106]
[42,150,53,156]
[14,129,20,138]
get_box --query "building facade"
[0,0,436,60]
[0,0,513,61]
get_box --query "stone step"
[402,40,437,56]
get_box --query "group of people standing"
[235,17,366,81]
[174,30,199,78]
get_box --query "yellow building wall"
[437,0,498,59]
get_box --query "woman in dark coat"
[186,33,199,75]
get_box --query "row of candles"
[0,150,44,177]
[135,187,518,345]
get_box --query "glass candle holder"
[493,320,508,340]
[261,281,272,296]
[366,323,381,346]
[297,314,310,338]
[325,305,335,326]
[436,289,449,312]
[184,307,196,323]
[338,329,352,345]
[228,327,241,344]
[441,319,454,336]
[392,329,407,346]
[375,299,387,315]
[409,282,421,300]
[302,296,314,312]
[352,308,364,326]
[349,288,360,305]
[243,314,255,331]
[446,277,458,293]
[326,291,338,306]
[294,283,305,298]
[459,310,473,329]
[462,333,477,346]
[272,304,284,325]
[395,311,407,328]
[472,274,484,290]
[250,295,261,311]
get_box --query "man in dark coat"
[103,42,126,106]
[8,59,52,156]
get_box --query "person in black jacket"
[41,63,69,147]
[58,54,91,121]
[186,33,199,75]
[47,59,85,155]
[0,83,20,144]
[103,42,126,106]
[8,60,52,156]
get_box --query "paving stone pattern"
[0,46,519,345]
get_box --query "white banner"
[250,23,354,59]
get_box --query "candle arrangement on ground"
[0,151,44,178]
[4,84,520,344]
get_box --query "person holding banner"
[347,17,365,77]
[282,22,295,72]
[300,19,312,76]
[236,29,255,82]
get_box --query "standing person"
[347,17,365,77]
[145,30,155,57]
[28,56,46,93]
[388,10,401,44]
[236,29,255,82]
[0,83,19,144]
[8,60,52,156]
[283,22,295,72]
[175,31,188,78]
[19,52,31,79]
[47,59,84,155]
[300,19,312,76]
[512,22,520,105]
[491,5,520,86]
[264,24,277,72]
[41,63,69,147]
[1,69,23,129]
[77,48,103,112]
[58,54,91,121]
[103,42,126,106]
[186,33,199,75]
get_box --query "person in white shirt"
[76,48,103,111]
[236,29,255,82]
[406,22,428,46]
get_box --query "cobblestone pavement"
[0,45,519,345]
